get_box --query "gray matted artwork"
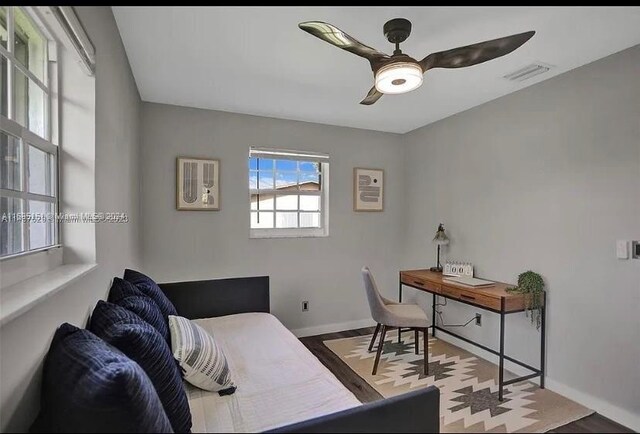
[353,168,384,211]
[176,157,220,210]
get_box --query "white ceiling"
[112,7,640,134]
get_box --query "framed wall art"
[176,157,220,210]
[353,167,384,212]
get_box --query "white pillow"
[168,315,236,394]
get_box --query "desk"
[399,269,546,401]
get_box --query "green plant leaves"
[506,271,545,330]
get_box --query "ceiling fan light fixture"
[299,19,535,105]
[375,62,423,94]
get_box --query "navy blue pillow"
[124,269,178,317]
[108,278,170,342]
[32,323,173,433]
[115,295,170,342]
[89,301,191,433]
[108,276,147,301]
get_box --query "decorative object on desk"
[506,270,545,330]
[443,261,473,277]
[353,168,384,211]
[429,223,449,272]
[176,157,220,210]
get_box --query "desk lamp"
[430,223,449,272]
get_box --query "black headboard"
[159,276,269,320]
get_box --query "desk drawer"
[401,275,441,293]
[441,285,501,311]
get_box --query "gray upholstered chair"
[362,266,430,375]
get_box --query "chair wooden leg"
[372,325,387,375]
[414,329,419,354]
[368,323,381,352]
[423,328,429,376]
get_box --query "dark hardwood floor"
[300,327,633,434]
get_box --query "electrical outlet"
[301,301,309,312]
[475,313,482,326]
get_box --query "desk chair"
[362,267,430,375]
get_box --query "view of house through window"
[0,6,57,258]
[249,148,328,237]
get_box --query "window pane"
[300,195,320,211]
[250,193,273,211]
[275,212,297,228]
[300,212,321,228]
[275,159,296,171]
[1,55,7,117]
[299,172,320,190]
[14,68,46,138]
[250,211,273,229]
[251,171,273,190]
[276,195,298,211]
[14,7,46,82]
[1,196,24,256]
[299,161,319,172]
[251,171,274,190]
[249,157,273,170]
[1,131,21,191]
[28,144,53,196]
[275,171,297,188]
[0,7,7,49]
[0,7,6,117]
[28,200,53,249]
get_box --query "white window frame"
[1,6,59,260]
[249,147,329,239]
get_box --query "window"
[249,147,329,238]
[1,7,57,258]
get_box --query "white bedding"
[187,313,361,433]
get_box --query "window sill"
[0,263,97,326]
[250,229,329,239]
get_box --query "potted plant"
[506,271,545,330]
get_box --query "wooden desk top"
[400,269,541,313]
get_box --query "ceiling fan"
[299,18,535,105]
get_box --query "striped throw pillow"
[168,315,236,394]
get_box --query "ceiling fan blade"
[299,21,389,64]
[360,86,383,105]
[419,31,535,71]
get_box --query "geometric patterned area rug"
[324,333,593,433]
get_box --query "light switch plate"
[616,240,629,259]
[632,241,640,259]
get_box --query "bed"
[160,276,440,433]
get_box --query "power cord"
[433,296,477,328]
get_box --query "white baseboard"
[433,331,639,431]
[291,318,376,338]
[543,378,640,432]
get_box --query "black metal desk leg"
[398,277,402,344]
[432,293,436,337]
[498,298,505,401]
[540,292,546,389]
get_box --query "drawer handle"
[460,294,476,301]
[413,280,425,286]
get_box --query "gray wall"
[1,8,637,431]
[402,46,640,427]
[0,7,141,432]
[140,104,405,334]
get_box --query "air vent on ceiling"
[504,63,552,82]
